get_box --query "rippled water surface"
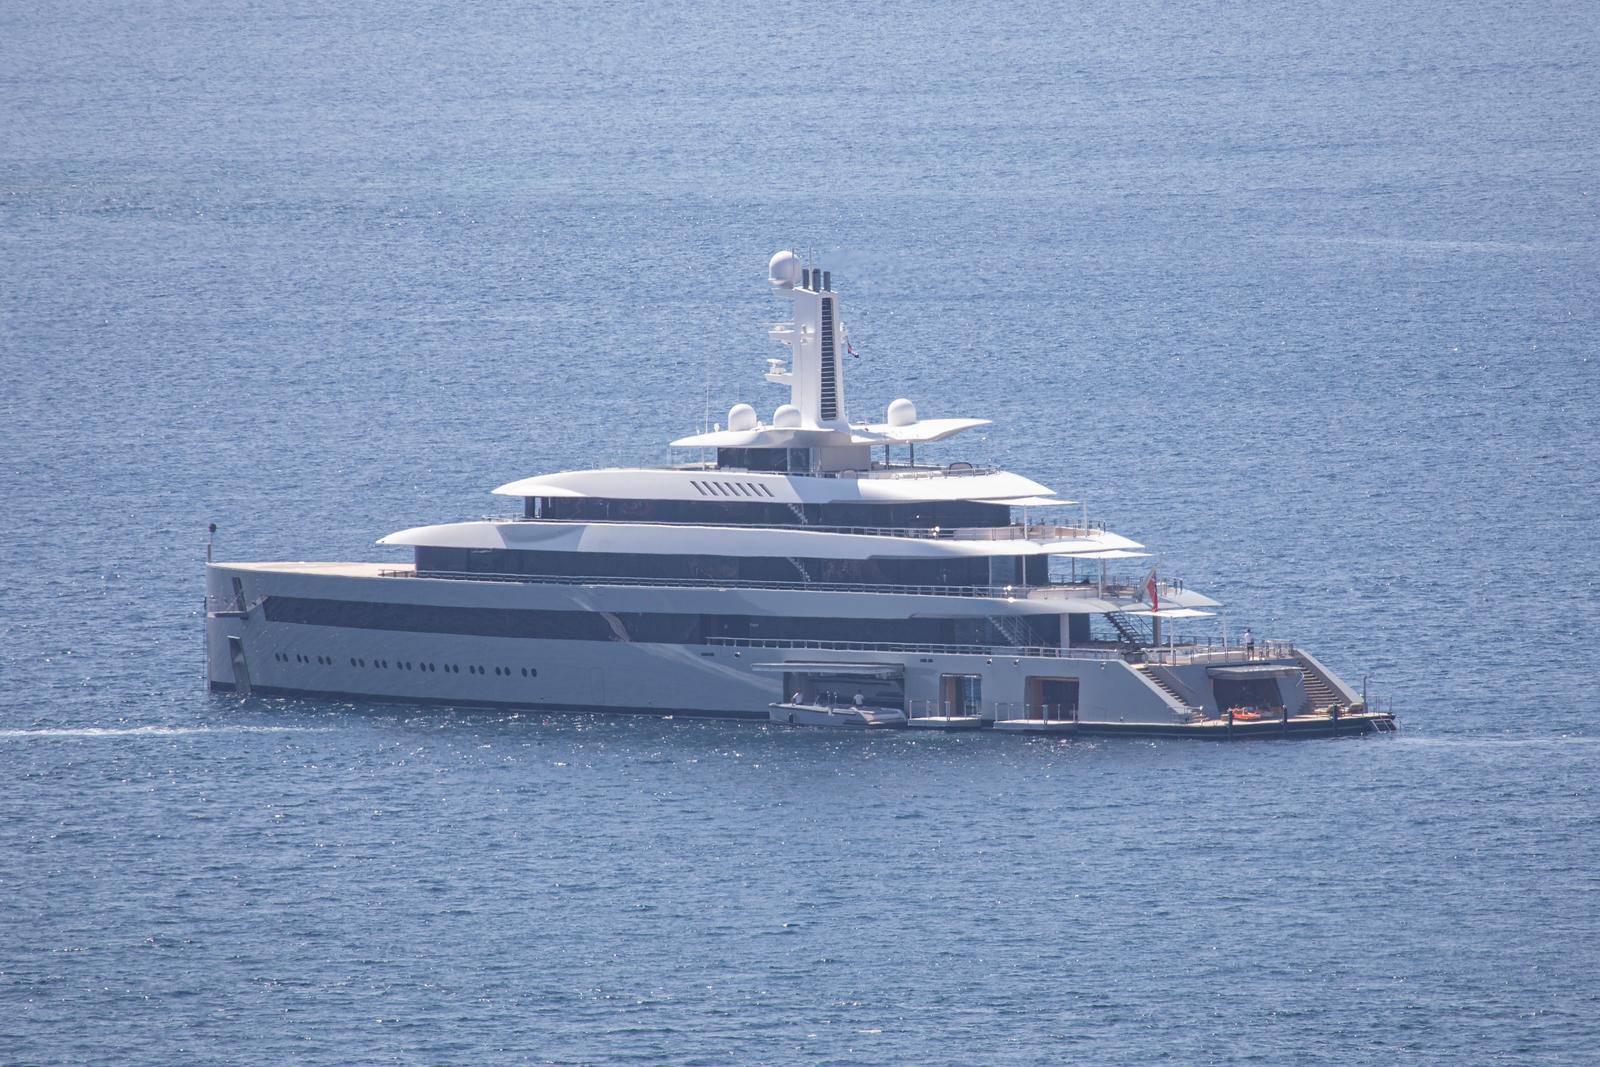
[4,1,1598,1062]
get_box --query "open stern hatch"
[757,661,907,728]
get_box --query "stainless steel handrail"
[1143,640,1296,666]
[704,636,1124,660]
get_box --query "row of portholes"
[276,653,333,666]
[274,651,536,679]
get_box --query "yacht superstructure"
[204,251,1393,738]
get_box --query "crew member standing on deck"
[1244,628,1255,658]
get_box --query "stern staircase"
[1131,663,1206,722]
[1295,655,1344,713]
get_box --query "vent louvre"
[819,297,838,420]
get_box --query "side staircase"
[1131,663,1205,722]
[1295,654,1343,713]
[1105,611,1150,647]
[989,614,1035,647]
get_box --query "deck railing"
[991,702,1078,723]
[704,636,1124,660]
[908,699,979,719]
[378,568,1153,606]
[1143,640,1296,666]
[671,460,1005,480]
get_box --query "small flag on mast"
[1143,565,1159,614]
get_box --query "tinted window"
[414,547,998,588]
[263,597,1058,648]
[531,496,1009,530]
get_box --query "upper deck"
[492,462,1058,506]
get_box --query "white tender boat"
[769,703,909,729]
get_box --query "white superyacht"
[205,251,1393,738]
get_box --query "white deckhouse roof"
[378,520,1145,560]
[492,467,1055,505]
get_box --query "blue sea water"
[3,0,1599,1062]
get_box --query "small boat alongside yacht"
[769,702,909,729]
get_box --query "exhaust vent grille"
[819,297,838,420]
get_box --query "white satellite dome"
[772,403,802,428]
[886,398,918,427]
[726,403,757,431]
[767,250,801,288]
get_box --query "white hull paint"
[204,566,1204,727]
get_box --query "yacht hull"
[204,563,1379,737]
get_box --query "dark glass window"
[263,596,1058,649]
[528,496,1009,530]
[413,547,1022,590]
[715,448,811,473]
